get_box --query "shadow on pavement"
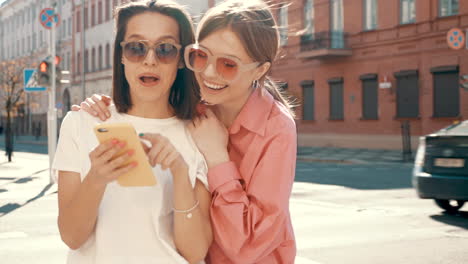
[0,183,54,217]
[295,162,413,190]
[430,211,468,230]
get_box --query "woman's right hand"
[87,139,137,188]
[71,94,112,121]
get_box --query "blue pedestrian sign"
[39,8,60,29]
[24,69,47,92]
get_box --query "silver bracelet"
[173,200,200,219]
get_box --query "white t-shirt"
[52,106,208,264]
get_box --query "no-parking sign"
[39,8,60,29]
[447,28,465,50]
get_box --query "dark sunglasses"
[120,40,182,64]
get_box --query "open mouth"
[203,80,228,91]
[138,73,160,86]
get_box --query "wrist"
[83,174,107,191]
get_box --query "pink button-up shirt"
[206,88,297,264]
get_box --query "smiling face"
[121,12,181,108]
[194,28,268,109]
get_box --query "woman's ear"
[254,62,271,81]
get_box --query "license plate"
[434,158,465,168]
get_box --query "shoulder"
[264,102,296,141]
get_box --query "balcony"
[297,31,352,59]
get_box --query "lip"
[138,72,161,87]
[201,78,228,95]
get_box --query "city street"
[0,149,467,263]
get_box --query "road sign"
[24,69,46,92]
[39,8,60,29]
[447,28,465,50]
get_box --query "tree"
[0,59,28,162]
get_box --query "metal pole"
[48,4,58,184]
[81,0,86,100]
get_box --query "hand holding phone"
[94,123,156,187]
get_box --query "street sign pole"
[47,5,58,184]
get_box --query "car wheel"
[434,199,465,214]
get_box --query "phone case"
[94,122,156,187]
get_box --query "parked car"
[413,120,468,213]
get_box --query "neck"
[127,96,174,119]
[212,88,255,128]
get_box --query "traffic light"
[460,74,468,90]
[37,60,51,86]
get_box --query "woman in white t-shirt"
[52,1,212,263]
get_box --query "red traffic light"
[54,55,61,65]
[39,61,48,73]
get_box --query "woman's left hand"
[188,108,230,168]
[139,133,188,174]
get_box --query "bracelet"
[173,200,200,219]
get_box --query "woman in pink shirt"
[74,0,297,263]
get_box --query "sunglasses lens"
[216,57,238,81]
[123,42,147,62]
[188,48,208,71]
[156,43,179,64]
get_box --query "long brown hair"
[112,0,199,120]
[197,0,295,117]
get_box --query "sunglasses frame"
[184,43,260,82]
[120,40,182,64]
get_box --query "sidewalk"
[297,146,414,164]
[0,152,321,264]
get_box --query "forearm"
[58,176,106,250]
[172,167,212,263]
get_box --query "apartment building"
[270,0,468,149]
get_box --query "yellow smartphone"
[94,122,156,187]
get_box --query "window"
[360,74,379,120]
[400,0,416,24]
[363,0,378,30]
[85,49,89,72]
[106,0,112,21]
[77,10,81,33]
[330,0,344,48]
[68,18,72,36]
[106,43,111,68]
[99,45,103,70]
[304,0,315,37]
[394,70,419,118]
[279,5,288,46]
[62,19,66,39]
[92,4,96,26]
[92,48,96,72]
[77,52,81,74]
[301,81,315,121]
[98,1,103,24]
[328,77,344,120]
[84,7,88,29]
[431,66,460,117]
[439,0,459,17]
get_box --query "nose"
[203,61,217,79]
[142,49,159,66]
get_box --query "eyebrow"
[126,34,177,42]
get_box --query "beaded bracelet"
[173,200,200,219]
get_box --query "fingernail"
[118,142,126,148]
[131,161,138,167]
[127,150,135,155]
[111,139,119,145]
[93,112,98,116]
[106,112,111,118]
[139,133,144,137]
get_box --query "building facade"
[0,0,73,136]
[271,0,468,149]
[0,0,209,136]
